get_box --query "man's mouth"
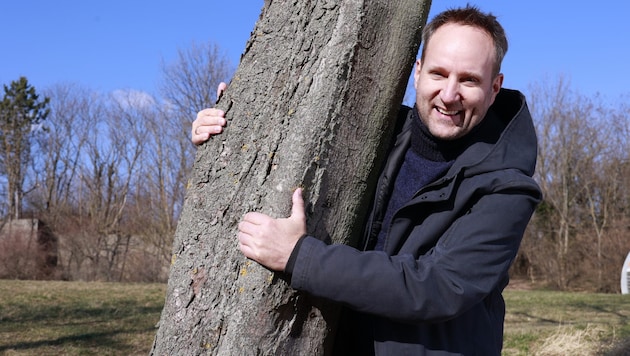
[436,106,461,116]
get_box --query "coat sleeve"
[289,178,541,323]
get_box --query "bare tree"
[580,104,621,291]
[30,84,93,221]
[159,40,234,185]
[18,41,232,282]
[152,0,430,354]
[524,79,630,291]
[110,40,238,282]
[588,98,630,292]
[126,103,189,282]
[61,90,146,281]
[160,41,233,120]
[529,78,596,289]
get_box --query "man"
[193,5,541,355]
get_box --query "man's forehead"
[422,24,495,68]
[427,23,492,46]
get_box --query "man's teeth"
[436,107,459,116]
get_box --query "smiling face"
[414,23,504,140]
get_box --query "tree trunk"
[152,0,430,354]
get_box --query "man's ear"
[413,59,422,90]
[489,73,504,103]
[493,73,504,93]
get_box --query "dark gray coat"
[289,88,542,355]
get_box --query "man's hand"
[192,108,226,145]
[237,188,307,271]
[191,82,228,145]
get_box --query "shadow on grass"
[0,304,163,324]
[607,338,630,356]
[509,311,563,325]
[0,327,156,352]
[581,302,630,323]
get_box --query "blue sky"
[2,1,628,101]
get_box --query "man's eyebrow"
[426,65,482,79]
[459,70,484,80]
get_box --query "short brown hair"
[421,5,508,76]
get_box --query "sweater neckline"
[409,105,502,162]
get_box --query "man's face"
[414,23,503,140]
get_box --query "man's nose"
[440,77,460,103]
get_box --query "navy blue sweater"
[374,107,477,250]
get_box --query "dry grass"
[533,325,607,355]
[503,289,630,355]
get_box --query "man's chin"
[427,124,463,141]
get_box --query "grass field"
[0,280,165,355]
[0,280,629,355]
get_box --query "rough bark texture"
[152,0,431,354]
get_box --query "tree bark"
[152,0,431,354]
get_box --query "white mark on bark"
[173,287,187,322]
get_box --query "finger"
[197,107,222,118]
[242,212,270,225]
[239,243,254,260]
[237,220,260,236]
[195,124,224,136]
[290,188,306,221]
[198,109,225,121]
[237,232,256,259]
[192,132,210,145]
[191,123,209,145]
[217,82,227,99]
[202,114,226,128]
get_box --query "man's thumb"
[290,188,305,219]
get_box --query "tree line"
[517,79,630,292]
[1,41,628,291]
[0,42,232,282]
